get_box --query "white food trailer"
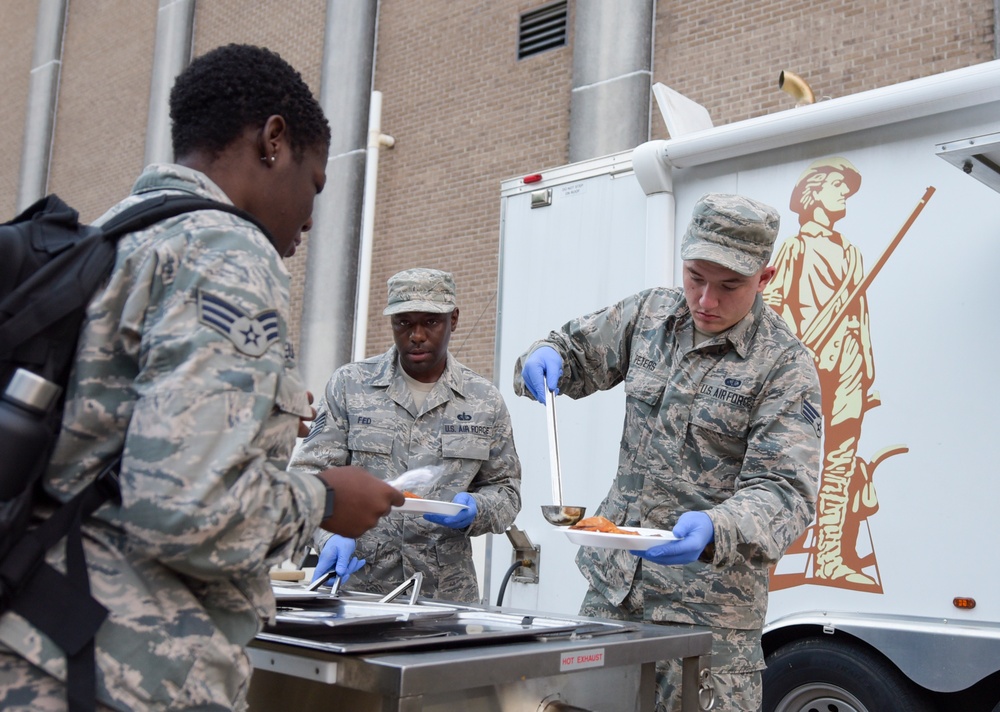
[489,60,1000,711]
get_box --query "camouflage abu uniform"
[290,348,521,602]
[513,195,821,711]
[0,164,323,711]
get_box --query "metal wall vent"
[518,1,568,60]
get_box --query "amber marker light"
[953,597,976,610]
[523,174,543,184]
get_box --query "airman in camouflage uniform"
[514,194,821,712]
[291,269,521,603]
[0,45,402,711]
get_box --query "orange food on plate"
[403,491,421,499]
[570,516,638,536]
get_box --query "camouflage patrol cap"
[680,193,780,276]
[383,268,457,315]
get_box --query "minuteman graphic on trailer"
[764,155,933,593]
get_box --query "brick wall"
[366,0,575,381]
[48,3,157,221]
[7,0,327,349]
[4,0,994,384]
[366,0,993,382]
[192,0,328,353]
[650,0,995,139]
[0,1,38,219]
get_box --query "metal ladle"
[540,382,586,527]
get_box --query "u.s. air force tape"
[197,289,280,357]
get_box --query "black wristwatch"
[318,477,336,519]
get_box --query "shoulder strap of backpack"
[98,192,274,243]
[0,194,275,356]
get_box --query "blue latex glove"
[311,534,365,584]
[424,492,478,529]
[522,346,563,404]
[632,511,715,566]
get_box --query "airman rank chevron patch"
[801,397,822,438]
[197,290,280,357]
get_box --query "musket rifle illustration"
[800,186,936,354]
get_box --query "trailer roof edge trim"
[652,59,1000,172]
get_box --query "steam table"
[248,602,712,712]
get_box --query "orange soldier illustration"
[765,157,888,591]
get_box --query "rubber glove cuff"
[630,511,714,566]
[523,346,563,404]
[312,534,366,584]
[424,492,478,529]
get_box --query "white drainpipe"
[351,90,395,362]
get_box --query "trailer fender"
[763,611,1000,693]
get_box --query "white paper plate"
[393,498,469,516]
[271,584,330,601]
[560,526,677,551]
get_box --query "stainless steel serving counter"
[246,585,713,712]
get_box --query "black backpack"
[0,193,272,712]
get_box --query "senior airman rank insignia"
[801,397,822,438]
[198,290,280,357]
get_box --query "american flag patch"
[801,398,822,437]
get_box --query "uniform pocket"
[441,432,489,461]
[434,533,472,566]
[347,424,395,470]
[685,394,751,493]
[354,531,385,563]
[622,371,668,461]
[274,370,312,419]
[263,372,311,459]
[681,559,766,617]
[433,535,478,602]
[624,369,667,407]
[688,395,751,440]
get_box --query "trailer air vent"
[518,1,567,60]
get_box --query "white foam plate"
[393,498,468,516]
[271,584,330,601]
[560,526,677,551]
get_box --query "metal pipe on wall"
[568,0,655,163]
[17,0,68,212]
[995,0,999,59]
[144,0,195,167]
[299,0,380,397]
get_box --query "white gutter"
[351,90,394,362]
[633,58,1000,195]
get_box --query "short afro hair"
[170,43,331,160]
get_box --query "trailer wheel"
[762,636,934,712]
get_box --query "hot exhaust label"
[560,647,605,672]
